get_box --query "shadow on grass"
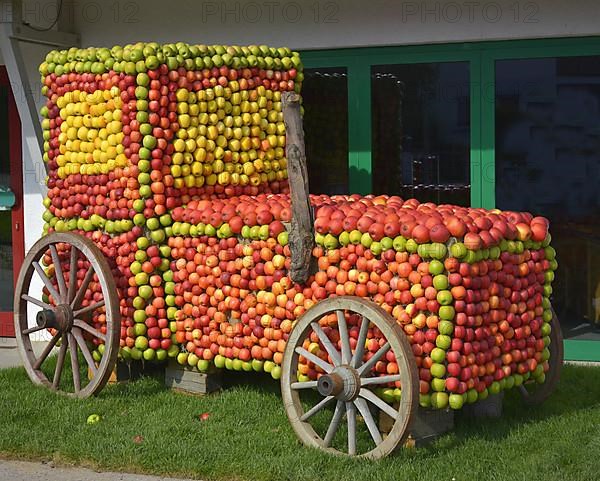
[418,364,600,455]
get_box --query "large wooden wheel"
[14,232,120,398]
[281,296,418,459]
[519,306,563,405]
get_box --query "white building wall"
[73,0,600,49]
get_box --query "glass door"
[0,67,25,338]
[371,61,471,206]
[302,67,349,194]
[495,55,600,346]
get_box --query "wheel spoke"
[351,316,370,368]
[346,401,357,455]
[32,333,61,370]
[72,328,97,376]
[73,300,105,318]
[21,294,53,310]
[67,246,78,303]
[68,333,81,393]
[359,388,399,420]
[49,244,67,302]
[71,266,95,310]
[73,319,106,342]
[310,322,341,366]
[295,347,333,373]
[361,374,402,386]
[357,342,391,376]
[22,325,46,336]
[354,398,383,445]
[52,335,68,389]
[336,310,351,365]
[300,395,334,421]
[291,381,318,390]
[323,401,344,447]
[32,261,61,304]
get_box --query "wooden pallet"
[462,392,504,418]
[380,405,455,447]
[164,360,222,395]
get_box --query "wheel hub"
[317,366,361,401]
[36,304,74,333]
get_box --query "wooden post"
[281,91,315,285]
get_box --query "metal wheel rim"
[13,232,120,398]
[281,296,418,459]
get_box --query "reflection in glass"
[302,68,349,194]
[0,86,12,312]
[496,56,600,341]
[371,62,470,205]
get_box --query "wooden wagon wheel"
[13,232,120,398]
[281,296,419,459]
[519,306,563,405]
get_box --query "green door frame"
[302,35,600,361]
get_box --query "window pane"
[371,62,470,205]
[0,86,11,312]
[0,211,12,311]
[495,56,600,341]
[302,68,348,194]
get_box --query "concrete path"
[0,460,199,481]
[0,340,52,369]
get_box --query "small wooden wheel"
[14,232,120,398]
[519,306,563,405]
[281,296,418,459]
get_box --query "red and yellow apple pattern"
[38,43,556,410]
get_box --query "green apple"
[450,242,467,258]
[429,260,444,275]
[430,392,449,409]
[338,231,350,246]
[142,348,156,361]
[324,234,338,250]
[439,306,455,321]
[214,355,226,369]
[370,241,382,256]
[466,388,479,404]
[432,275,448,290]
[349,230,362,245]
[393,235,406,252]
[263,360,275,373]
[438,320,454,336]
[187,353,199,367]
[405,239,418,253]
[449,393,464,410]
[277,231,288,246]
[419,393,431,408]
[437,290,453,306]
[360,232,373,248]
[431,347,446,364]
[430,363,446,378]
[435,334,452,350]
[270,365,282,380]
[86,414,101,425]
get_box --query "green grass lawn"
[1,363,600,481]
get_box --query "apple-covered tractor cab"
[14,42,563,458]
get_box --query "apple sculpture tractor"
[14,42,563,458]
